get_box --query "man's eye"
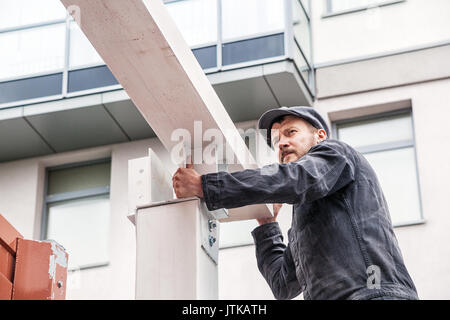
[289,129,297,134]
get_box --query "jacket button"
[295,260,299,266]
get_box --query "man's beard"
[281,150,299,163]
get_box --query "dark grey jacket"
[201,139,418,300]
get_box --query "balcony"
[0,0,313,162]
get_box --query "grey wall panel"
[0,73,63,105]
[212,76,279,123]
[264,72,311,107]
[316,45,450,98]
[103,99,155,140]
[0,118,54,162]
[26,105,129,152]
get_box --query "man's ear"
[316,129,327,143]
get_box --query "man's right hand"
[257,203,283,226]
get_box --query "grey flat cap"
[258,106,330,147]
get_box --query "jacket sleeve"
[201,140,355,211]
[251,222,303,300]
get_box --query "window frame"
[332,108,425,228]
[323,0,406,18]
[41,157,112,270]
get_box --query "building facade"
[0,0,449,299]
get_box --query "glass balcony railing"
[0,0,313,108]
[291,0,314,93]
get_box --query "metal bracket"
[198,201,227,265]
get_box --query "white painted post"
[128,148,225,299]
[134,198,220,299]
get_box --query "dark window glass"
[0,73,62,104]
[222,33,284,66]
[68,65,118,93]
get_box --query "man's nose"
[278,136,290,149]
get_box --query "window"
[222,0,285,41]
[165,0,217,47]
[0,23,66,80]
[221,33,285,66]
[335,111,423,226]
[69,22,103,69]
[43,160,111,270]
[0,0,66,30]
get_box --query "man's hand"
[172,163,204,199]
[257,203,283,226]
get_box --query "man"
[172,106,418,300]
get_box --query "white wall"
[315,44,450,98]
[0,160,41,239]
[312,0,450,64]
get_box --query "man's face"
[271,115,326,164]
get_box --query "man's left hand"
[257,203,283,225]
[172,163,204,199]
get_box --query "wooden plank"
[59,0,272,221]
